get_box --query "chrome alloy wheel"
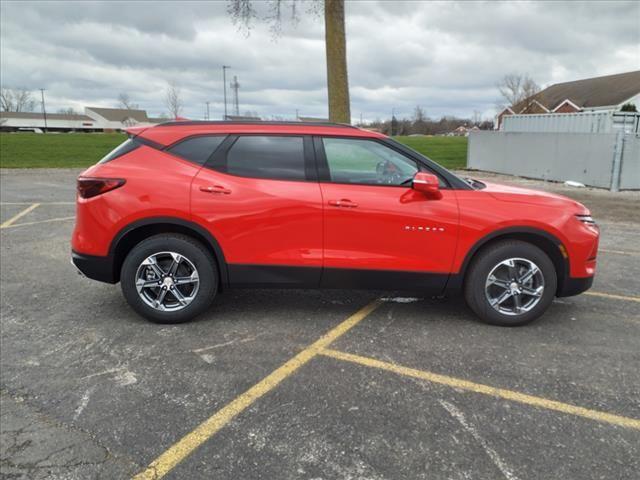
[135,252,199,312]
[485,258,545,316]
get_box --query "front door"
[317,136,459,291]
[191,134,323,287]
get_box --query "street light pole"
[222,65,230,120]
[40,89,48,133]
[205,101,210,120]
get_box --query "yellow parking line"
[585,291,640,303]
[320,348,640,430]
[0,216,75,229]
[132,299,382,480]
[0,203,40,228]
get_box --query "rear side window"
[225,136,306,181]
[167,135,226,165]
[98,138,140,164]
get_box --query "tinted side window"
[99,138,140,164]
[322,137,418,186]
[168,135,226,165]
[226,136,306,181]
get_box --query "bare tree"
[412,105,427,134]
[57,107,77,115]
[0,88,14,111]
[521,76,540,102]
[497,73,540,108]
[413,105,427,123]
[118,92,139,110]
[228,0,351,124]
[1,87,36,112]
[164,81,183,119]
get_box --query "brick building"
[497,70,640,129]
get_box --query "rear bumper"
[71,251,117,284]
[557,275,594,297]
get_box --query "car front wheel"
[120,234,218,323]
[464,240,557,326]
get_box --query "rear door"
[316,136,459,291]
[190,134,323,287]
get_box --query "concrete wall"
[468,131,640,190]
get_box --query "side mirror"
[412,172,441,199]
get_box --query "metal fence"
[468,131,640,191]
[502,111,639,134]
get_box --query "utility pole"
[222,65,230,120]
[391,107,398,136]
[231,76,240,116]
[39,88,48,133]
[205,101,210,120]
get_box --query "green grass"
[393,135,467,170]
[0,132,127,168]
[0,132,468,170]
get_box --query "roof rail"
[155,120,358,129]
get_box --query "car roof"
[131,121,386,147]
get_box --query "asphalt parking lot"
[1,168,639,480]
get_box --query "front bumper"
[557,275,594,297]
[71,251,117,284]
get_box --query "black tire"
[120,234,218,323]
[464,240,557,326]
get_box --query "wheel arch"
[109,217,228,286]
[448,227,569,295]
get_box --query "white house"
[84,107,163,130]
[0,111,98,132]
[0,107,164,132]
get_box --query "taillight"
[77,177,125,199]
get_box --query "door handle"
[200,185,231,195]
[328,199,358,208]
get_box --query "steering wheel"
[376,160,403,184]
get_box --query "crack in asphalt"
[0,389,141,478]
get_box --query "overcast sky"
[1,0,638,122]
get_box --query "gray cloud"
[1,0,638,121]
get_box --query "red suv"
[72,122,599,326]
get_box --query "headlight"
[576,214,598,233]
[576,214,596,225]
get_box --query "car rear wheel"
[464,240,557,326]
[120,234,217,323]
